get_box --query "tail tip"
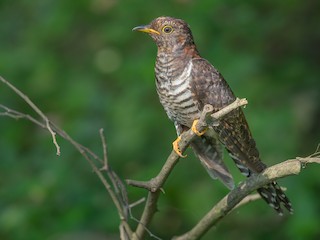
[258,182,293,215]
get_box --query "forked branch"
[0,76,133,238]
[127,98,248,239]
[127,98,248,191]
[1,75,319,240]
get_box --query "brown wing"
[190,58,293,214]
[191,130,235,190]
[190,58,266,174]
[174,122,234,189]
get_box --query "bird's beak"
[132,25,160,35]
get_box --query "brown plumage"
[133,16,293,214]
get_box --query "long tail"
[229,149,293,214]
[257,181,293,215]
[214,109,293,214]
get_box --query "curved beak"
[132,25,160,35]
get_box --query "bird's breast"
[155,59,200,127]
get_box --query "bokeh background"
[0,0,319,239]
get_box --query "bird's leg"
[172,122,187,158]
[191,119,208,136]
[172,136,187,158]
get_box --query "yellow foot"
[191,119,207,136]
[172,136,187,158]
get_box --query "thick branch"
[126,98,248,191]
[173,156,320,240]
[131,191,161,240]
[127,98,248,239]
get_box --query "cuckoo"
[133,16,292,215]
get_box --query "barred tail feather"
[226,149,293,214]
[257,182,293,215]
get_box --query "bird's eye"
[162,25,173,34]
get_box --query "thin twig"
[0,76,60,155]
[129,197,146,209]
[0,104,47,128]
[129,203,163,240]
[99,128,109,170]
[0,76,133,236]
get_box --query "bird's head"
[133,16,197,52]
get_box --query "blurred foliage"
[0,0,319,239]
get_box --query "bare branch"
[234,193,261,210]
[0,76,60,155]
[127,98,248,191]
[2,75,319,240]
[173,156,320,240]
[0,76,133,236]
[131,191,161,240]
[127,98,248,239]
[99,128,109,170]
[129,197,146,209]
[1,106,132,233]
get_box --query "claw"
[191,119,207,136]
[172,136,187,158]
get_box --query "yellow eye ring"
[162,25,173,34]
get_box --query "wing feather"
[190,58,266,173]
[191,130,234,189]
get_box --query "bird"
[133,16,293,215]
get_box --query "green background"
[0,0,319,239]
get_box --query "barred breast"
[155,54,200,127]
